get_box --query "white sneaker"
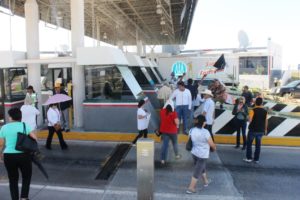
[243,158,253,163]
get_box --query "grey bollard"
[137,138,154,200]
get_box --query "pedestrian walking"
[244,97,268,163]
[200,89,215,141]
[0,108,37,200]
[21,96,40,131]
[232,97,248,150]
[186,115,216,194]
[46,104,68,150]
[241,85,253,107]
[53,83,71,132]
[159,104,181,165]
[26,85,38,108]
[157,82,172,108]
[170,81,192,135]
[132,100,149,144]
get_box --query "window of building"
[129,67,152,89]
[145,67,159,84]
[85,66,134,100]
[239,56,268,75]
[3,68,27,101]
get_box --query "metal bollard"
[137,139,154,200]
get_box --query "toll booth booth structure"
[78,47,159,132]
[0,51,27,124]
[125,53,161,109]
[150,60,165,83]
[142,58,162,87]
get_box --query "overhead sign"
[172,61,187,76]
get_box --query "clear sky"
[185,0,300,67]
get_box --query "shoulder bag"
[15,123,38,153]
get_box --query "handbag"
[54,123,62,132]
[186,136,193,151]
[15,123,38,153]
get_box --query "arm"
[187,90,192,110]
[169,90,176,101]
[208,138,216,151]
[174,118,179,126]
[0,139,4,161]
[265,114,268,135]
[248,109,254,123]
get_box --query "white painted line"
[280,105,297,113]
[213,110,234,133]
[264,102,277,109]
[268,118,299,137]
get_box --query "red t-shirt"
[159,109,178,134]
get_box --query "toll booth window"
[145,67,159,84]
[154,67,164,81]
[130,67,152,88]
[85,66,134,100]
[3,68,27,101]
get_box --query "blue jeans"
[246,131,263,161]
[160,133,179,161]
[175,105,189,133]
[235,119,247,147]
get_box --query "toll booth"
[125,53,160,109]
[142,58,162,86]
[150,60,166,83]
[0,51,27,123]
[78,47,159,132]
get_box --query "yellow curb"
[35,131,300,147]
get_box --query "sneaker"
[253,160,259,164]
[186,189,196,194]
[243,158,252,163]
[175,154,182,159]
[161,160,165,165]
[204,179,212,187]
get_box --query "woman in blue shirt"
[0,108,37,200]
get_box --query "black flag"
[213,54,226,71]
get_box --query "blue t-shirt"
[0,122,32,153]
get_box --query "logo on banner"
[172,61,187,76]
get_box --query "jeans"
[4,153,32,200]
[205,124,214,141]
[175,105,189,133]
[61,109,70,130]
[246,132,264,161]
[235,119,247,147]
[46,126,68,149]
[132,129,148,144]
[160,133,179,161]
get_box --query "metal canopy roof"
[1,0,197,45]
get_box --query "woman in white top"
[46,104,68,150]
[186,115,216,194]
[132,99,149,144]
[21,96,40,130]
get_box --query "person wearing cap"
[132,99,149,144]
[200,89,215,141]
[21,96,40,131]
[169,81,192,135]
[26,85,38,108]
[53,83,71,132]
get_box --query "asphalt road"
[0,141,299,200]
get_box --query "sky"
[0,0,300,67]
[185,0,300,68]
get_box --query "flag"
[213,54,226,71]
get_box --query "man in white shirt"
[21,96,40,130]
[170,81,192,134]
[201,89,215,141]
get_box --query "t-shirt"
[137,108,148,130]
[159,109,178,134]
[0,122,32,154]
[242,91,253,106]
[202,98,215,125]
[189,127,211,159]
[21,105,40,130]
